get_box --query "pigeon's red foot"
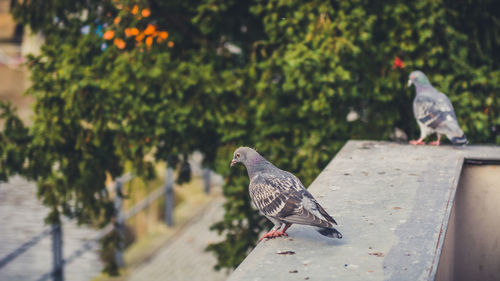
[410,139,426,145]
[274,230,288,237]
[430,135,441,146]
[259,230,288,241]
[274,223,291,237]
[259,230,277,241]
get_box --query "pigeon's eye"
[236,153,241,158]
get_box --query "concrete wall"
[436,165,500,281]
[227,141,500,281]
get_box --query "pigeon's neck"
[246,156,275,178]
[415,83,433,94]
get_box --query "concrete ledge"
[227,141,500,281]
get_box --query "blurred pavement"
[0,176,103,281]
[126,196,229,281]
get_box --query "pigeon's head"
[408,70,431,87]
[230,147,260,168]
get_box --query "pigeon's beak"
[230,159,237,167]
[407,79,412,87]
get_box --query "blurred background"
[0,0,499,280]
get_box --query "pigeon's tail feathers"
[439,121,467,145]
[316,227,342,239]
[451,134,468,145]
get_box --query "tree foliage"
[2,0,499,272]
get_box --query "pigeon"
[230,147,342,241]
[408,70,468,146]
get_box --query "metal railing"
[0,167,213,281]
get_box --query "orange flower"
[167,41,174,47]
[113,17,121,24]
[114,38,126,49]
[135,32,145,42]
[131,5,139,15]
[141,9,151,18]
[125,28,140,37]
[144,24,156,35]
[124,28,132,37]
[157,37,164,43]
[145,36,153,47]
[103,30,115,40]
[130,28,139,36]
[158,31,168,39]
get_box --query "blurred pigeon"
[408,71,468,145]
[390,127,408,142]
[230,147,342,241]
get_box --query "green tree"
[6,0,255,273]
[1,0,499,273]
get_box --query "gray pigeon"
[408,71,468,145]
[230,147,342,241]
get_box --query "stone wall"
[227,141,500,281]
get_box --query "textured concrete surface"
[0,176,103,281]
[227,141,500,281]
[126,197,229,281]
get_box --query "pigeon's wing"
[249,173,303,217]
[279,203,333,228]
[413,91,458,130]
[433,93,466,140]
[288,172,338,225]
[249,173,333,228]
